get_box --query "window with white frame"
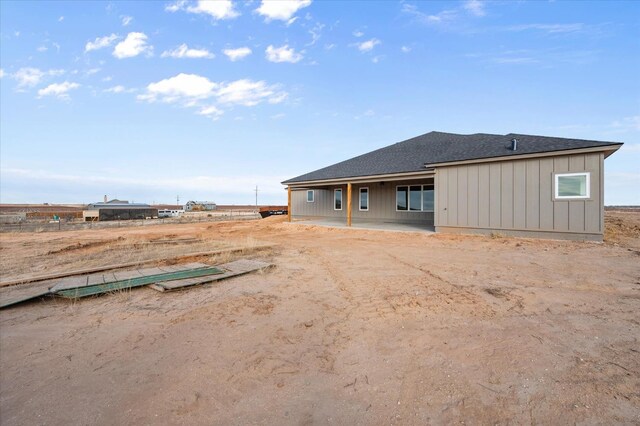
[306,190,314,202]
[334,188,342,210]
[555,172,590,199]
[359,187,369,211]
[396,184,434,212]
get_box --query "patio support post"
[347,182,352,227]
[287,186,292,222]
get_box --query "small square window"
[555,172,590,199]
[306,190,314,202]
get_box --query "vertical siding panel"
[553,157,569,231]
[438,170,448,226]
[513,160,527,229]
[526,160,540,229]
[489,163,501,228]
[501,162,514,229]
[568,155,586,232]
[478,164,490,228]
[599,153,604,233]
[584,153,601,232]
[539,158,554,230]
[467,165,479,227]
[448,169,458,226]
[457,167,468,226]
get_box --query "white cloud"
[104,85,125,93]
[611,115,640,132]
[104,85,136,94]
[355,38,380,52]
[355,109,375,119]
[166,0,239,20]
[271,113,286,119]
[139,73,218,103]
[0,69,4,78]
[121,15,133,26]
[506,23,585,34]
[401,46,411,53]
[37,81,80,99]
[307,22,324,46]
[113,32,152,58]
[197,105,224,120]
[402,3,457,25]
[255,0,311,22]
[13,68,45,87]
[265,44,303,63]
[58,16,64,22]
[222,47,252,61]
[217,79,286,106]
[161,44,214,59]
[138,73,287,117]
[85,34,119,52]
[352,30,364,37]
[463,0,485,17]
[37,45,48,52]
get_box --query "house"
[84,200,158,221]
[184,201,217,212]
[282,131,622,241]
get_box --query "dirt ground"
[1,212,638,425]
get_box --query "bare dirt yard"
[1,212,639,425]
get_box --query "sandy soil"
[1,212,639,425]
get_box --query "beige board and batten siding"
[435,152,604,240]
[291,181,434,224]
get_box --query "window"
[422,184,434,212]
[334,189,342,210]
[359,187,369,211]
[409,186,422,211]
[396,186,408,211]
[397,183,435,212]
[306,190,315,202]
[555,173,590,199]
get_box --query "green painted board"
[150,260,272,292]
[55,266,223,299]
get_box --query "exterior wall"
[291,180,434,225]
[435,152,604,239]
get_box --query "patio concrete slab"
[290,218,435,233]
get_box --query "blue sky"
[1,0,638,205]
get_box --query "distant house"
[184,201,217,211]
[282,131,622,241]
[84,200,158,221]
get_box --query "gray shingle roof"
[282,131,621,184]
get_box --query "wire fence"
[0,211,260,233]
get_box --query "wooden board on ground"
[0,280,55,309]
[149,259,273,292]
[50,263,210,292]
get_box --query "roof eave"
[423,144,623,168]
[283,169,435,187]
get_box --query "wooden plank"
[50,263,211,292]
[0,281,54,309]
[55,267,225,299]
[151,259,272,292]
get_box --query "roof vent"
[510,138,518,151]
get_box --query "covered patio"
[290,217,436,233]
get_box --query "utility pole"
[254,185,259,211]
[176,195,180,207]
